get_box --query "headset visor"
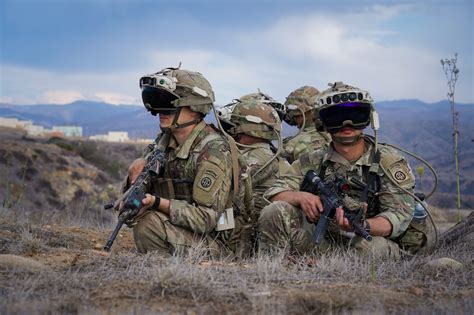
[319,102,371,132]
[141,85,179,114]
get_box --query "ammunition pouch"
[396,217,435,254]
[152,178,194,203]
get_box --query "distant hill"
[1,100,473,207]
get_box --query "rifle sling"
[226,135,240,201]
[360,149,381,203]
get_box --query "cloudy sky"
[1,0,472,106]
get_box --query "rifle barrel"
[103,220,124,252]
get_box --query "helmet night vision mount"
[140,66,214,117]
[317,82,378,133]
[316,81,380,148]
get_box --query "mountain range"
[1,100,473,207]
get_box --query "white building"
[0,117,32,129]
[107,131,129,142]
[52,126,83,137]
[26,125,46,136]
[89,131,129,142]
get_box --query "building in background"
[26,125,45,136]
[89,131,129,142]
[52,126,83,137]
[0,117,33,129]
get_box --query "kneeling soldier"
[125,66,241,257]
[259,82,433,259]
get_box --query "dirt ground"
[0,214,472,314]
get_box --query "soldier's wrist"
[150,195,161,210]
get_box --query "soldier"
[220,99,281,217]
[124,66,247,257]
[259,82,433,259]
[282,86,331,163]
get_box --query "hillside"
[0,126,472,314]
[0,127,146,227]
[1,100,473,208]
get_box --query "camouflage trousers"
[133,211,255,258]
[133,211,229,257]
[258,201,402,259]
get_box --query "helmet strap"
[161,107,201,133]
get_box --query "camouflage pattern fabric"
[259,137,422,258]
[133,121,242,256]
[284,86,320,115]
[282,124,331,163]
[258,201,401,258]
[134,211,229,258]
[240,142,279,218]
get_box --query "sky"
[0,0,473,106]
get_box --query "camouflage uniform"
[240,142,279,216]
[217,97,282,255]
[282,124,331,163]
[133,121,244,257]
[282,86,331,163]
[258,137,424,258]
[131,67,251,257]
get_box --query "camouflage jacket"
[240,142,279,215]
[265,138,416,239]
[145,121,233,234]
[282,124,331,163]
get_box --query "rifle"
[300,170,372,244]
[103,148,166,251]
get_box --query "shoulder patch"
[381,152,415,187]
[193,160,226,206]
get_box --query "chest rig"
[317,149,382,217]
[147,134,197,204]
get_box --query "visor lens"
[155,109,178,115]
[141,85,179,111]
[319,102,371,132]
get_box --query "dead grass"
[0,200,471,314]
[0,212,472,315]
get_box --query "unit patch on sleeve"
[386,161,413,187]
[193,161,225,206]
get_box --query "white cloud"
[0,64,142,105]
[1,4,472,105]
[42,90,84,104]
[145,50,274,104]
[370,4,417,20]
[93,92,136,105]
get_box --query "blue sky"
[1,0,472,105]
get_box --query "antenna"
[440,53,461,214]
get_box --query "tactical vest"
[312,138,432,254]
[152,178,194,203]
[316,150,381,217]
[148,125,254,221]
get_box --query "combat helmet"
[316,81,375,133]
[284,86,320,127]
[223,99,281,141]
[140,66,215,116]
[239,90,286,120]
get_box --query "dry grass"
[0,213,472,314]
[1,192,471,314]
